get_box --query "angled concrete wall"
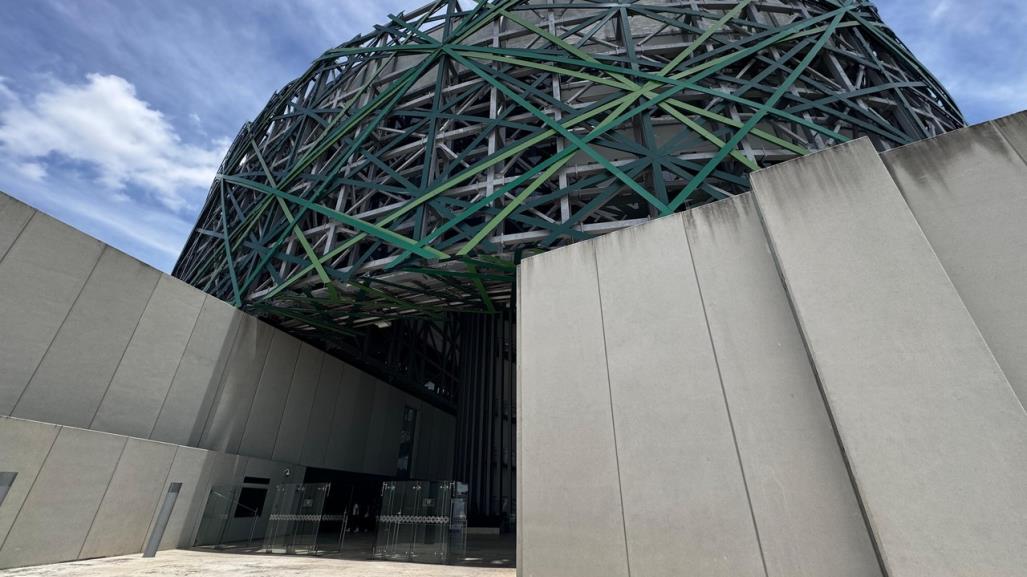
[517,241,630,577]
[593,216,765,577]
[13,248,159,428]
[753,137,1027,577]
[0,191,456,568]
[882,116,1027,406]
[519,112,1027,577]
[0,415,305,569]
[682,194,882,577]
[0,193,455,481]
[0,213,103,415]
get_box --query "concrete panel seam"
[75,436,129,560]
[231,328,276,455]
[193,304,244,447]
[0,423,60,553]
[85,273,161,429]
[750,185,891,577]
[297,353,328,465]
[147,297,207,439]
[319,363,343,466]
[679,217,770,577]
[881,144,1027,416]
[591,248,633,577]
[269,354,306,461]
[992,119,1027,168]
[0,204,35,265]
[10,243,106,417]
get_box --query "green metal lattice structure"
[174,0,963,342]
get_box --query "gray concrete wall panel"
[199,313,274,453]
[340,371,376,472]
[300,356,344,467]
[239,331,302,459]
[0,416,316,568]
[92,275,205,438]
[156,446,214,549]
[993,110,1027,160]
[13,248,159,428]
[272,344,324,464]
[883,119,1027,406]
[0,194,35,262]
[80,438,177,559]
[0,427,125,568]
[593,215,765,577]
[0,214,103,415]
[752,139,1027,577]
[324,365,362,470]
[151,296,240,446]
[363,380,405,476]
[684,194,882,577]
[0,417,60,549]
[515,274,524,570]
[517,241,629,577]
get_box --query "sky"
[0,0,1024,272]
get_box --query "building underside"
[172,0,964,524]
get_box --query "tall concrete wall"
[0,192,456,568]
[518,112,1027,577]
[0,194,455,480]
[682,194,882,577]
[753,137,1026,577]
[517,241,629,577]
[882,116,1027,407]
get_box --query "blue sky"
[0,0,1024,272]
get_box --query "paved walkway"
[1,549,517,576]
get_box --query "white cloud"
[13,161,46,181]
[0,73,227,213]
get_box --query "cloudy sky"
[0,0,1024,272]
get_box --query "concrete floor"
[0,549,517,576]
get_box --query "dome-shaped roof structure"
[174,0,962,334]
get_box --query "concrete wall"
[0,415,297,569]
[0,194,455,481]
[882,116,1027,407]
[518,112,1027,577]
[0,192,456,568]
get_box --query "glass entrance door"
[261,482,333,554]
[373,480,464,564]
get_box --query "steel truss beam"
[174,0,963,396]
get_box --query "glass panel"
[261,483,332,555]
[373,480,466,564]
[193,484,262,549]
[193,485,238,548]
